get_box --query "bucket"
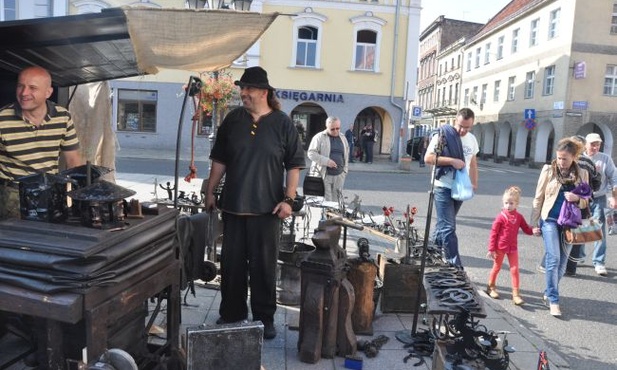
[277,242,315,305]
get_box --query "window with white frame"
[530,18,539,46]
[441,88,446,106]
[493,80,501,102]
[73,0,109,14]
[484,42,491,64]
[295,26,318,67]
[448,85,453,105]
[511,28,519,53]
[507,76,516,101]
[549,8,561,39]
[455,83,459,103]
[525,71,536,99]
[466,52,472,71]
[611,2,617,34]
[292,11,326,69]
[350,14,385,72]
[481,84,487,106]
[464,88,469,106]
[497,36,504,59]
[354,30,377,71]
[543,65,555,95]
[603,64,617,96]
[33,0,51,18]
[472,86,478,105]
[475,47,481,68]
[117,89,158,132]
[1,0,16,20]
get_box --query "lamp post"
[174,0,253,207]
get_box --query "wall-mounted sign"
[566,111,583,117]
[276,90,345,104]
[553,101,564,110]
[572,101,588,110]
[574,61,586,79]
[524,108,536,119]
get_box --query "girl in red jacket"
[487,186,534,305]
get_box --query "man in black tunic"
[205,67,305,339]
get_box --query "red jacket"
[488,209,534,253]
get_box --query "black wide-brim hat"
[234,66,275,90]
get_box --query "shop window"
[117,89,157,132]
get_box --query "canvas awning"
[0,7,279,87]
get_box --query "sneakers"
[536,264,546,274]
[543,296,562,316]
[549,303,562,317]
[263,321,276,340]
[595,264,608,276]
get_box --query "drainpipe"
[389,0,405,162]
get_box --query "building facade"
[462,0,617,165]
[54,0,421,162]
[416,16,483,131]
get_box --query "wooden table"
[0,209,181,369]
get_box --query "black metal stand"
[396,131,442,345]
[173,76,202,209]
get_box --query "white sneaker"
[549,303,562,317]
[595,265,608,276]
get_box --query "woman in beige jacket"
[531,137,589,317]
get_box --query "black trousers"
[219,212,280,324]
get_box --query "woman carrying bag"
[531,137,589,317]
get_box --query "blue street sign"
[524,109,536,119]
[412,106,422,117]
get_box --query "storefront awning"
[0,7,279,87]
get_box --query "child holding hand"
[487,186,534,305]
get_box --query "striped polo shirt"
[0,100,80,181]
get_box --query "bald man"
[0,66,82,220]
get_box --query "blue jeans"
[540,219,572,304]
[586,195,607,266]
[432,186,464,266]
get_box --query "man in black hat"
[205,66,305,339]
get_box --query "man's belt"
[0,178,19,189]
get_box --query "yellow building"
[61,0,422,162]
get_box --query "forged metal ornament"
[17,172,76,222]
[68,180,136,229]
[68,180,136,202]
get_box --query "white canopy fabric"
[124,7,279,74]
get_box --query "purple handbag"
[557,201,582,228]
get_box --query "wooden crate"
[380,263,426,313]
